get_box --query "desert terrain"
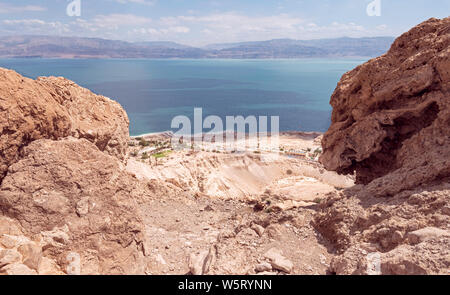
[125,132,353,274]
[0,17,449,275]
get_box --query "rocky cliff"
[315,18,450,274]
[320,17,449,191]
[0,69,148,274]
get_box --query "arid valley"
[0,17,449,276]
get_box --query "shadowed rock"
[320,17,450,196]
[314,18,450,275]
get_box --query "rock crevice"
[320,17,450,191]
[314,17,450,275]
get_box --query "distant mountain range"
[0,35,395,59]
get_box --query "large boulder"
[0,68,129,182]
[320,17,450,193]
[0,67,154,274]
[0,138,148,274]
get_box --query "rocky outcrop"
[329,235,449,275]
[320,17,450,192]
[0,138,148,274]
[314,184,450,274]
[0,215,64,275]
[315,18,450,275]
[0,68,129,182]
[0,69,149,274]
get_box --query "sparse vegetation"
[139,138,150,147]
[152,150,172,159]
[313,148,323,157]
[264,206,274,213]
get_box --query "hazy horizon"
[0,33,396,48]
[0,0,448,46]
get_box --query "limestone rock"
[38,257,64,275]
[251,224,265,237]
[380,237,450,275]
[0,68,129,182]
[255,262,272,273]
[0,249,22,268]
[407,227,450,245]
[265,224,283,240]
[0,234,30,249]
[264,248,293,273]
[40,225,70,248]
[319,17,450,194]
[0,138,149,274]
[0,263,38,275]
[314,18,450,275]
[188,252,207,275]
[330,237,450,275]
[75,198,89,217]
[188,245,216,275]
[0,67,155,275]
[17,243,42,271]
[0,216,23,236]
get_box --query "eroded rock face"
[320,17,450,192]
[315,18,450,275]
[0,69,141,273]
[0,138,148,274]
[329,236,450,275]
[0,68,129,182]
[315,184,450,248]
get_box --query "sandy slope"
[127,132,353,201]
[125,132,354,275]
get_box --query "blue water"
[0,59,366,136]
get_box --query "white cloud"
[0,10,395,45]
[92,14,152,28]
[64,14,154,37]
[167,26,190,33]
[115,0,157,5]
[129,26,190,39]
[149,12,379,45]
[175,12,306,31]
[154,12,309,44]
[0,3,46,13]
[0,13,153,38]
[1,19,69,35]
[3,19,46,25]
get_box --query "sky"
[0,0,448,46]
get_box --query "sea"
[0,58,366,136]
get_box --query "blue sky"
[0,0,448,46]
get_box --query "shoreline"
[130,130,324,139]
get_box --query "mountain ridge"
[0,35,395,59]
